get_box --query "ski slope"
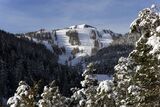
[23,24,114,66]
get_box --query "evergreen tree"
[81,63,97,107]
[70,63,98,107]
[113,57,136,106]
[129,6,160,107]
[38,80,69,107]
[71,63,115,107]
[114,5,160,107]
[7,81,35,107]
[95,80,115,107]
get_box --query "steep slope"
[55,27,101,65]
[19,24,120,66]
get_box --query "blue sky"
[0,0,159,33]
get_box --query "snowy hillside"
[20,24,119,66]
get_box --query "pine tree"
[113,5,160,107]
[81,63,98,107]
[113,57,136,106]
[7,81,35,107]
[95,79,115,107]
[129,6,160,106]
[71,63,115,107]
[38,80,69,107]
[70,63,98,107]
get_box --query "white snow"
[42,40,53,52]
[55,27,112,66]
[71,53,87,65]
[99,33,113,47]
[78,24,87,29]
[32,38,53,52]
[147,34,160,55]
[69,24,94,29]
[120,105,127,107]
[156,26,160,33]
[97,80,113,93]
[151,4,156,9]
[7,81,31,107]
[127,85,140,96]
[24,25,114,66]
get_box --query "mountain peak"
[69,24,96,29]
[18,25,123,66]
[36,28,48,33]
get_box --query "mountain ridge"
[17,24,122,66]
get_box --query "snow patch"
[32,38,53,52]
[97,80,113,93]
[147,34,160,55]
[156,26,160,33]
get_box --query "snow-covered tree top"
[97,80,113,93]
[129,4,160,61]
[130,4,160,34]
[7,81,33,107]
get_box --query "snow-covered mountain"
[18,24,121,66]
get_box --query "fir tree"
[129,6,160,106]
[113,57,136,106]
[38,80,69,107]
[114,5,160,107]
[7,81,36,107]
